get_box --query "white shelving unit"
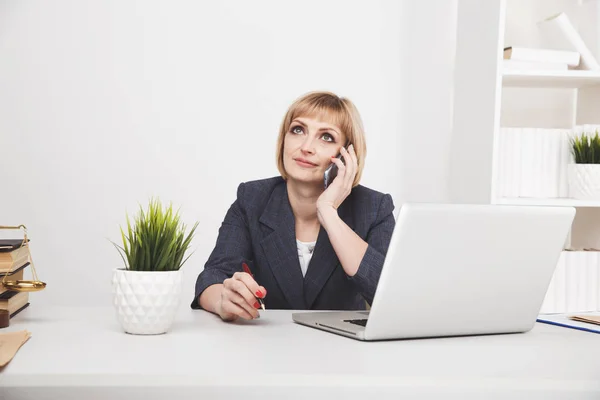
[450,0,600,251]
[451,0,600,313]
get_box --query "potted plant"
[111,198,198,335]
[568,131,600,200]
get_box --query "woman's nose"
[301,136,316,154]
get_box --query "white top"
[296,239,316,276]
[2,306,600,399]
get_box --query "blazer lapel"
[259,182,306,309]
[304,202,354,309]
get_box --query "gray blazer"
[191,176,395,310]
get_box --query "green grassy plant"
[571,131,600,164]
[112,198,198,271]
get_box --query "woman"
[191,91,396,321]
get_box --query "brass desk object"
[1,225,46,292]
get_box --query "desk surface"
[1,306,600,400]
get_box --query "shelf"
[495,197,600,207]
[502,70,600,89]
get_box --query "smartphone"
[324,150,346,189]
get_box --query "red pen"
[242,262,265,310]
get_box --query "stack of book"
[503,46,580,71]
[0,239,32,319]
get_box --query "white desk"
[1,306,599,400]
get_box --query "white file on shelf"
[540,251,600,314]
[589,253,598,311]
[558,131,571,197]
[495,125,600,199]
[540,251,566,314]
[496,127,572,198]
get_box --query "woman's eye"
[291,126,303,134]
[321,133,334,142]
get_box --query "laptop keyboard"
[344,318,368,327]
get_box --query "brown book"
[0,267,26,299]
[0,261,30,278]
[0,262,29,277]
[0,291,29,315]
[0,239,28,252]
[9,302,29,319]
[0,247,30,274]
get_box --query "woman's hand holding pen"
[216,272,267,321]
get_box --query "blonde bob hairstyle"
[275,91,366,187]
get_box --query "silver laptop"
[292,203,575,341]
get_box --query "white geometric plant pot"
[567,163,600,201]
[112,269,183,335]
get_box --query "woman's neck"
[286,180,322,223]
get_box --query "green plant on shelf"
[570,131,600,164]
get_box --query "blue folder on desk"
[537,313,600,334]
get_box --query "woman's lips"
[294,159,317,168]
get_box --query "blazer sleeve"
[347,193,396,305]
[190,183,253,309]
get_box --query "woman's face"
[282,116,346,186]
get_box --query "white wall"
[398,1,457,205]
[0,0,457,307]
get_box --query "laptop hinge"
[316,323,357,335]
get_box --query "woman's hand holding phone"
[323,154,343,189]
[317,144,358,220]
